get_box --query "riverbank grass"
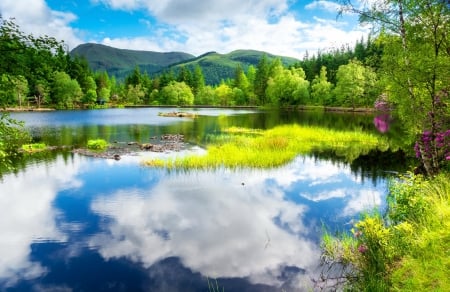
[87,139,109,151]
[21,143,47,153]
[144,124,389,169]
[320,173,450,291]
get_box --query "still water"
[1,108,403,291]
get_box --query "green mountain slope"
[70,43,299,84]
[70,43,195,79]
[170,50,299,84]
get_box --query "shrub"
[87,139,108,151]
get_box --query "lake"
[1,108,407,291]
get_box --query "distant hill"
[170,50,299,84]
[70,43,195,79]
[70,43,300,84]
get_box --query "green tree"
[82,76,97,105]
[266,67,310,106]
[0,113,30,172]
[195,85,216,105]
[341,0,450,174]
[311,66,333,105]
[10,75,28,108]
[160,81,194,106]
[51,71,82,108]
[254,54,270,104]
[124,84,145,105]
[191,65,205,94]
[215,82,234,106]
[333,60,376,108]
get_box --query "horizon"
[0,0,371,59]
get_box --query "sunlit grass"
[144,124,389,169]
[21,143,47,153]
[87,139,109,151]
[320,173,450,291]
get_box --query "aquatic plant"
[87,139,109,151]
[144,124,389,169]
[319,173,450,291]
[21,143,47,153]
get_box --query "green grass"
[21,143,47,153]
[320,173,450,291]
[144,124,389,169]
[87,139,109,151]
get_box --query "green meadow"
[144,124,389,169]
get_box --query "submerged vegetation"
[144,124,389,169]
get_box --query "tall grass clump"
[87,139,109,151]
[144,124,388,170]
[319,172,450,291]
[21,143,47,153]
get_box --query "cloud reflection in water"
[89,156,386,289]
[0,156,83,286]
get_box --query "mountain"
[169,50,299,84]
[70,43,300,84]
[70,43,195,79]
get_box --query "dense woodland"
[0,15,383,109]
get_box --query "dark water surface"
[1,108,405,291]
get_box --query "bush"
[87,139,108,151]
[320,173,450,291]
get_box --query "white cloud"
[89,169,320,289]
[0,0,83,50]
[0,0,369,61]
[305,1,342,12]
[0,156,83,286]
[95,0,367,58]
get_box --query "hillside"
[70,43,299,85]
[70,43,195,79]
[170,50,299,84]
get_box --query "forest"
[0,15,382,110]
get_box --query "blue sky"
[0,0,370,59]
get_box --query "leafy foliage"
[0,113,30,170]
[320,173,450,291]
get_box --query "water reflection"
[0,151,387,290]
[0,156,82,286]
[1,108,398,290]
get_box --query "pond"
[1,108,407,291]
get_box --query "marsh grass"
[320,173,450,291]
[21,143,47,153]
[144,124,389,169]
[87,139,109,151]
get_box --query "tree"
[160,81,194,106]
[311,66,333,105]
[81,76,97,105]
[191,65,205,94]
[266,67,310,106]
[51,71,82,108]
[195,85,216,105]
[333,60,377,109]
[340,0,450,174]
[215,83,234,106]
[0,113,30,171]
[124,84,145,105]
[254,54,271,104]
[10,75,28,108]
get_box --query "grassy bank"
[144,124,389,169]
[321,173,450,291]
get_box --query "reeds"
[144,124,389,169]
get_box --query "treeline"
[0,16,383,109]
